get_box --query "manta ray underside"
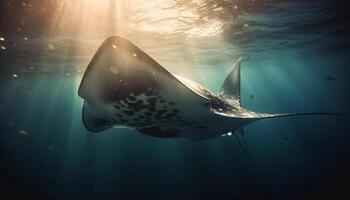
[78,36,341,159]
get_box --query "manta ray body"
[78,36,338,153]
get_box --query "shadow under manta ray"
[78,36,341,157]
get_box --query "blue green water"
[0,0,350,199]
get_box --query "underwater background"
[0,0,349,199]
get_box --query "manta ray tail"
[219,57,242,104]
[258,112,345,119]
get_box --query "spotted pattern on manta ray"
[100,90,212,137]
[108,91,186,127]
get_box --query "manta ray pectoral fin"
[219,57,242,104]
[82,103,112,133]
[78,36,210,107]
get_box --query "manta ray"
[78,36,340,156]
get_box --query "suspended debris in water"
[0,37,4,41]
[0,45,6,50]
[48,145,54,150]
[12,74,18,78]
[23,37,28,41]
[93,185,100,191]
[48,43,55,50]
[19,130,28,135]
[325,76,335,81]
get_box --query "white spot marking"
[112,44,119,49]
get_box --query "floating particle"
[29,66,35,70]
[233,5,238,9]
[48,145,53,150]
[110,66,119,74]
[17,27,22,31]
[12,74,18,78]
[66,73,70,76]
[23,37,28,41]
[93,186,99,191]
[227,132,232,136]
[48,43,55,50]
[22,2,26,6]
[0,37,4,41]
[19,130,28,135]
[0,45,5,50]
[244,24,249,28]
[133,53,137,57]
[325,76,335,81]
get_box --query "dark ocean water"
[0,0,350,199]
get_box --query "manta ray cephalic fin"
[82,102,112,132]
